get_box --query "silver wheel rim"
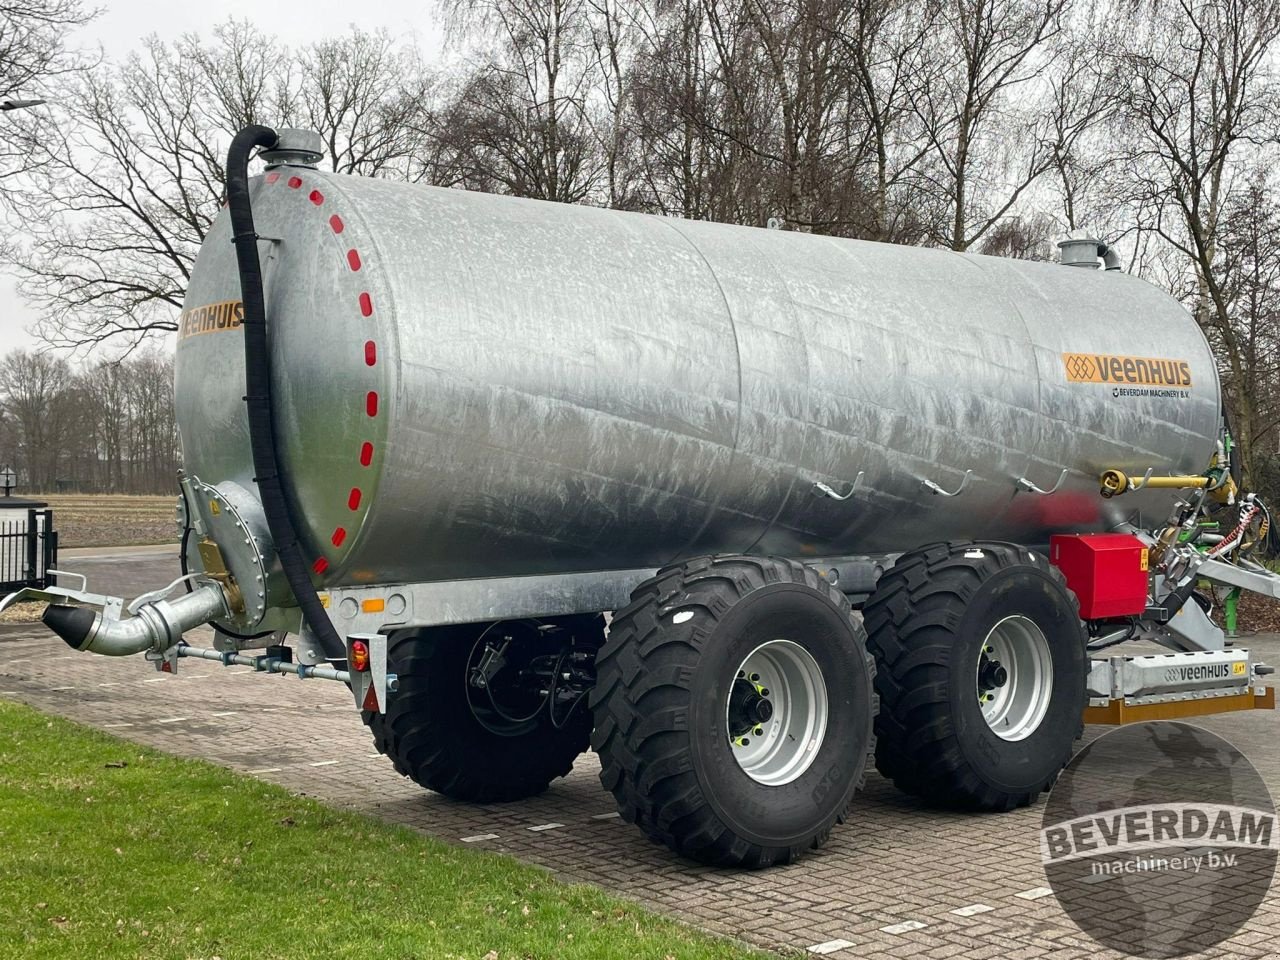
[977,615,1053,742]
[726,639,828,786]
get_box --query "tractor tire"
[363,616,603,803]
[863,541,1086,810]
[590,555,876,867]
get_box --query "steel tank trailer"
[177,148,1217,597]
[13,126,1274,870]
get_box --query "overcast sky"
[0,0,444,357]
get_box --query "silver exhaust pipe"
[42,582,229,656]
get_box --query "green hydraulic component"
[1225,586,1240,639]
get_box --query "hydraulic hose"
[226,125,347,664]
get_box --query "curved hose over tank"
[225,125,346,664]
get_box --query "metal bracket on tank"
[921,470,973,497]
[1016,468,1069,496]
[812,472,865,501]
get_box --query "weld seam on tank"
[653,215,748,560]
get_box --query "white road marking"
[309,760,340,767]
[366,753,382,759]
[1014,887,1054,901]
[101,723,133,729]
[248,767,281,774]
[807,940,855,955]
[950,904,994,917]
[880,920,927,935]
[461,834,499,843]
[156,717,189,724]
[210,711,238,717]
[8,659,30,664]
[142,677,167,683]
[49,686,75,691]
[591,811,621,820]
[98,682,122,687]
[527,823,563,832]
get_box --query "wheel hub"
[727,678,774,737]
[978,656,1008,692]
[725,639,828,786]
[976,615,1054,742]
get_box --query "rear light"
[350,639,370,672]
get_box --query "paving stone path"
[2,546,1277,959]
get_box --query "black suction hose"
[226,125,347,664]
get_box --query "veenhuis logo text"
[1062,353,1192,387]
[178,300,244,340]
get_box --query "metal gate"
[0,508,57,592]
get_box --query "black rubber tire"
[363,616,603,803]
[590,555,877,867]
[863,541,1086,811]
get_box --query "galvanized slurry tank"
[176,170,1220,591]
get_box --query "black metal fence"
[0,509,57,593]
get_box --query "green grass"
[0,701,769,960]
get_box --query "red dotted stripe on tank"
[262,169,378,576]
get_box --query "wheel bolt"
[750,673,760,682]
[738,670,745,678]
[761,688,770,697]
[741,737,750,746]
[753,726,763,736]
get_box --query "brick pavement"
[1,546,1278,959]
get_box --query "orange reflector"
[350,640,370,672]
[361,598,385,614]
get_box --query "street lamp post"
[0,466,14,497]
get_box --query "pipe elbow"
[43,583,230,657]
[1098,242,1123,272]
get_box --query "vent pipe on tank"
[1058,236,1123,272]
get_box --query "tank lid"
[260,128,324,170]
[1057,236,1103,269]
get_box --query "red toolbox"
[1049,533,1150,619]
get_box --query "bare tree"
[628,0,725,219]
[0,0,91,184]
[911,0,1067,250]
[299,29,438,179]
[1041,12,1116,235]
[1217,172,1280,471]
[0,349,75,489]
[1108,0,1280,480]
[977,210,1056,259]
[442,0,604,202]
[0,0,89,98]
[833,0,936,241]
[0,21,437,350]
